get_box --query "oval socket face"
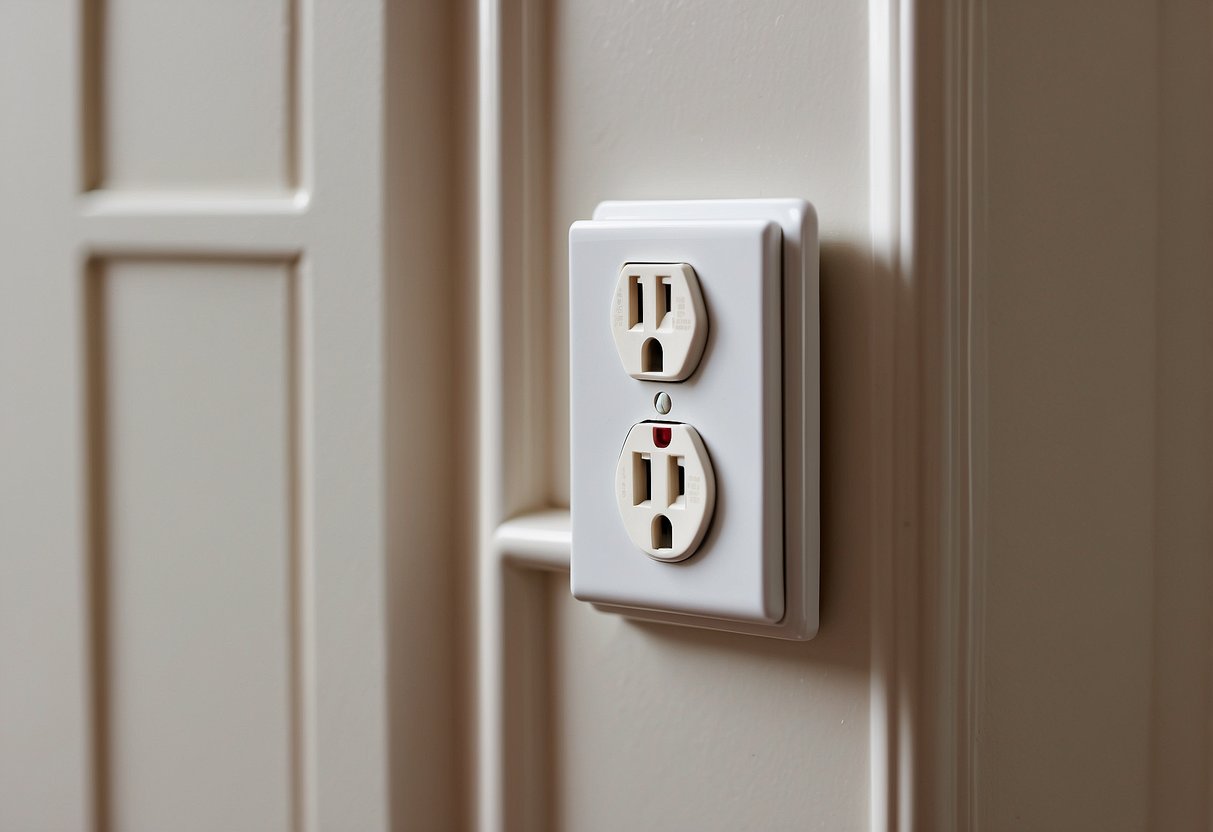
[610,263,708,381]
[614,422,716,562]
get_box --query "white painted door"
[0,1,458,829]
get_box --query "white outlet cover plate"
[569,198,819,640]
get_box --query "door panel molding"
[893,0,988,828]
[0,1,413,828]
[866,0,984,828]
[80,0,303,193]
[475,0,555,827]
[83,255,305,832]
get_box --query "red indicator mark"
[653,426,672,449]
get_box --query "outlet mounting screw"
[654,392,672,414]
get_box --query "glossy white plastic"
[614,421,716,562]
[610,262,708,381]
[569,198,819,639]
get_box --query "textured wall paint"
[544,2,873,829]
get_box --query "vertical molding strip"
[286,259,313,832]
[867,0,912,827]
[475,0,506,825]
[944,0,987,827]
[476,0,554,825]
[869,0,985,829]
[83,261,111,832]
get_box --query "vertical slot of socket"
[658,276,673,327]
[629,276,644,329]
[668,456,686,507]
[633,453,652,505]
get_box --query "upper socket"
[610,263,708,381]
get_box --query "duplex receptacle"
[614,421,716,562]
[570,198,819,639]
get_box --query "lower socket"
[614,421,716,562]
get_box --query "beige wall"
[540,1,873,829]
[978,0,1213,828]
[516,0,1213,829]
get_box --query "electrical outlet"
[611,263,708,381]
[615,421,716,562]
[569,198,819,640]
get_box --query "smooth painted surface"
[0,3,90,827]
[549,575,867,832]
[383,1,464,829]
[547,0,870,504]
[92,0,294,190]
[979,0,1213,828]
[544,1,872,828]
[1147,1,1213,826]
[98,260,294,832]
[1,0,458,828]
[569,219,783,622]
